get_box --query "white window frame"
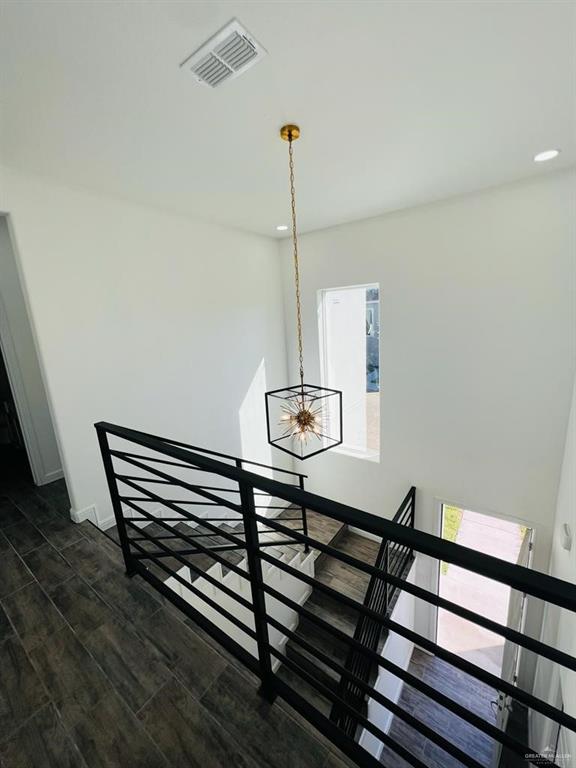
[318,283,380,462]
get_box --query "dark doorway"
[0,343,33,486]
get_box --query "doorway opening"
[437,504,533,677]
[0,344,33,483]
[0,214,64,492]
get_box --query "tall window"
[318,284,380,459]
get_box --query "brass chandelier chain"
[264,122,343,459]
[287,132,305,389]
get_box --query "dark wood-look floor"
[0,468,355,768]
[379,648,498,768]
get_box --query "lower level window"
[318,284,380,460]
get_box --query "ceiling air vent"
[181,19,267,88]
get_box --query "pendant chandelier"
[265,124,343,460]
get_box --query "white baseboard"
[97,512,117,530]
[70,504,98,525]
[39,468,64,485]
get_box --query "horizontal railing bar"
[254,505,297,510]
[121,497,250,580]
[115,439,306,480]
[260,576,559,761]
[96,424,576,612]
[117,475,173,484]
[130,558,259,676]
[256,513,576,673]
[125,521,254,612]
[256,513,413,578]
[132,543,244,556]
[271,647,435,768]
[143,428,307,479]
[129,533,193,542]
[120,496,221,506]
[259,538,302,549]
[186,518,242,522]
[120,496,290,510]
[122,517,220,523]
[117,474,274,497]
[129,530,244,542]
[118,475,244,546]
[258,548,576,733]
[128,538,257,639]
[116,475,276,498]
[131,538,302,557]
[113,450,217,471]
[264,615,486,768]
[112,454,242,513]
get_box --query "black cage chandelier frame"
[264,124,343,461]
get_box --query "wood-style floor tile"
[23,543,75,592]
[201,665,328,768]
[92,572,160,624]
[0,529,10,552]
[2,582,65,652]
[30,626,112,728]
[0,703,87,768]
[0,636,49,737]
[137,608,226,699]
[0,497,24,529]
[39,516,86,550]
[50,578,116,639]
[84,618,171,712]
[60,537,118,583]
[0,549,34,599]
[0,602,15,644]
[139,678,260,768]
[13,493,59,526]
[72,691,168,768]
[3,518,46,555]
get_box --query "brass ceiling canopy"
[280,124,300,142]
[264,123,343,460]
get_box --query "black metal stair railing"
[95,422,576,768]
[330,487,415,737]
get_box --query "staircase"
[104,476,414,744]
[278,530,412,723]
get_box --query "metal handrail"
[331,488,416,736]
[95,421,574,768]
[112,424,307,481]
[96,421,576,611]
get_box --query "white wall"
[0,167,290,525]
[0,216,62,484]
[531,371,576,754]
[280,170,576,656]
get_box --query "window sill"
[332,446,380,463]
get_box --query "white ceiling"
[1,1,574,236]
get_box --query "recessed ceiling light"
[276,225,288,231]
[534,149,560,163]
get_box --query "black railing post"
[299,475,309,553]
[409,486,416,559]
[95,425,136,577]
[384,541,390,612]
[239,475,276,703]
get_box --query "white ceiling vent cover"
[181,19,267,88]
